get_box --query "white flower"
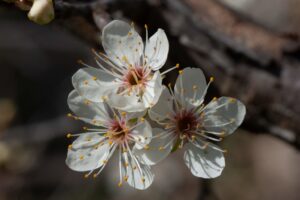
[146,67,246,178]
[72,20,172,112]
[66,90,157,190]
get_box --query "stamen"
[161,63,180,75]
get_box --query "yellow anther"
[93,174,97,178]
[66,133,72,138]
[144,24,148,29]
[212,97,218,101]
[122,149,128,153]
[86,137,91,141]
[220,131,226,137]
[191,135,196,141]
[124,162,129,167]
[223,149,228,154]
[140,117,145,122]
[108,141,113,146]
[79,155,84,160]
[229,98,236,103]
[84,174,89,178]
[101,96,108,101]
[94,145,98,149]
[118,182,123,187]
[141,177,145,183]
[84,100,90,105]
[123,128,129,134]
[128,32,132,36]
[192,85,197,90]
[124,176,129,182]
[68,144,72,149]
[159,146,164,151]
[92,76,97,81]
[82,126,88,130]
[102,160,107,164]
[144,145,150,150]
[210,77,214,82]
[67,113,72,117]
[179,70,183,75]
[121,111,127,117]
[175,63,180,68]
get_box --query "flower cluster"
[66,20,246,190]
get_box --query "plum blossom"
[66,90,157,190]
[72,20,171,112]
[145,67,246,178]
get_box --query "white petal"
[184,143,225,178]
[133,128,173,165]
[66,133,110,172]
[148,86,173,122]
[131,120,152,149]
[108,91,146,112]
[142,71,163,108]
[145,29,169,71]
[123,159,154,190]
[67,90,111,125]
[174,67,207,107]
[72,67,119,102]
[125,109,147,120]
[202,97,246,136]
[102,20,144,67]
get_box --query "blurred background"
[0,0,300,200]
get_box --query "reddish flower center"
[126,67,145,86]
[108,120,129,142]
[174,110,198,137]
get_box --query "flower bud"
[27,0,54,25]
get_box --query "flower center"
[108,120,129,142]
[126,67,144,86]
[174,110,198,137]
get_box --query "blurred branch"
[50,0,300,151]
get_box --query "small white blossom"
[72,20,171,112]
[144,67,246,178]
[66,90,161,190]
